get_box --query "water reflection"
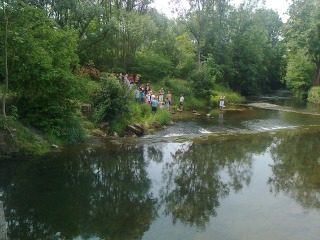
[0,127,320,239]
[160,134,272,228]
[269,128,320,209]
[0,145,157,240]
[0,201,8,240]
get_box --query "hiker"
[140,88,145,103]
[166,91,172,110]
[165,97,170,110]
[124,74,131,88]
[135,87,140,102]
[151,95,159,112]
[118,73,123,83]
[134,74,140,85]
[219,96,225,110]
[179,94,184,111]
[159,88,164,102]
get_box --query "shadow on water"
[0,127,320,239]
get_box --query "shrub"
[190,68,214,100]
[92,73,130,123]
[131,50,172,82]
[211,86,245,107]
[154,109,171,125]
[190,56,221,100]
[163,78,193,96]
[184,97,207,110]
[308,86,320,104]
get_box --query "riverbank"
[0,117,51,157]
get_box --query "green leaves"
[132,50,172,82]
[284,0,320,97]
[93,74,130,124]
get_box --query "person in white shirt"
[179,94,185,111]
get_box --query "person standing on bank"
[219,96,225,110]
[135,86,140,102]
[151,95,159,112]
[166,91,172,110]
[179,94,184,111]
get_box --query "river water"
[1,97,320,240]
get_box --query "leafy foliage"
[285,49,314,97]
[190,63,216,100]
[92,73,130,124]
[307,86,320,104]
[132,50,172,82]
[0,4,85,142]
[284,0,320,97]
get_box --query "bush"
[308,86,320,104]
[190,56,221,100]
[163,78,193,97]
[131,50,172,82]
[92,73,130,123]
[184,97,207,110]
[190,68,214,100]
[211,86,245,107]
[153,109,171,125]
[3,117,50,155]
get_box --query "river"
[0,95,320,240]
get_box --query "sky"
[151,0,291,21]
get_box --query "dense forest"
[0,0,319,150]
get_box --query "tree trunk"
[314,64,320,86]
[197,40,201,70]
[2,2,8,118]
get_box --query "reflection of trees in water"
[145,144,163,163]
[161,134,272,228]
[0,145,156,240]
[269,129,320,209]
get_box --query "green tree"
[1,0,9,118]
[284,0,320,97]
[0,3,84,141]
[93,73,130,124]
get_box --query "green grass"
[108,102,172,135]
[2,117,50,155]
[211,85,245,107]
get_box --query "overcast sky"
[151,0,291,21]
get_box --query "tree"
[1,0,8,118]
[93,73,130,125]
[284,0,320,96]
[1,3,85,141]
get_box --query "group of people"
[118,73,187,113]
[118,73,140,88]
[134,83,175,112]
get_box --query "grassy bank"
[0,117,51,155]
[108,102,172,135]
[211,85,245,107]
[0,77,245,156]
[152,78,244,111]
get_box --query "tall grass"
[3,116,50,155]
[108,102,171,135]
[211,85,245,107]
